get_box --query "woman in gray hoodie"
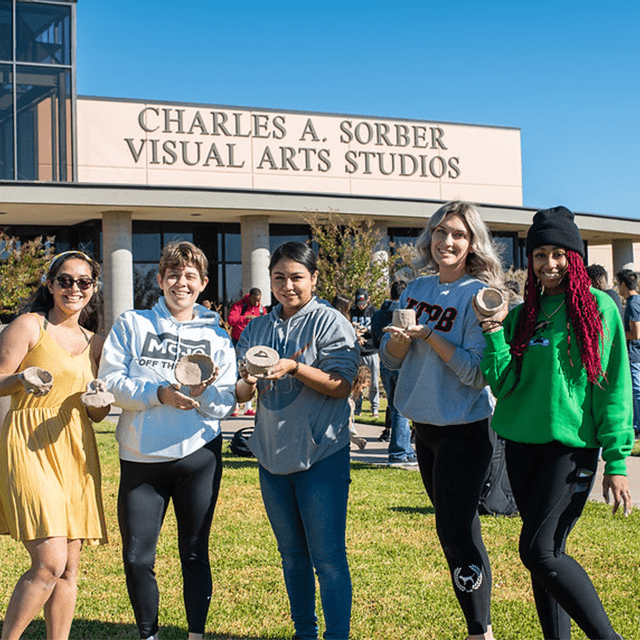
[236,241,359,640]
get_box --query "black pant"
[118,436,223,638]
[506,440,617,640]
[414,419,493,635]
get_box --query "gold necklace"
[535,298,566,332]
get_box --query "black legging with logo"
[118,435,223,639]
[413,419,493,636]
[506,440,618,640]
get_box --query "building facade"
[1,0,639,328]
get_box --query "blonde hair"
[158,241,208,281]
[414,201,505,289]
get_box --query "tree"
[304,212,389,308]
[0,232,54,322]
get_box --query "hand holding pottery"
[80,379,115,408]
[175,354,217,386]
[21,367,53,397]
[245,346,280,377]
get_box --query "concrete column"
[240,215,271,306]
[102,211,134,330]
[612,239,636,274]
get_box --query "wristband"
[291,361,300,376]
[423,327,433,341]
[479,319,503,328]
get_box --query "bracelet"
[423,327,433,341]
[479,319,503,328]
[291,361,300,376]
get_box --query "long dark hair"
[19,251,102,332]
[508,250,604,392]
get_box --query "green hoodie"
[482,288,633,475]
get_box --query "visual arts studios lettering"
[124,107,461,179]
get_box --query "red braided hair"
[508,250,604,392]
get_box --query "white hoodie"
[99,298,237,462]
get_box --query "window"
[16,65,71,180]
[0,1,11,61]
[16,2,70,65]
[1,1,75,182]
[0,64,13,179]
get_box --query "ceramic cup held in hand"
[391,308,416,328]
[174,354,216,386]
[21,366,53,396]
[474,288,505,316]
[80,379,115,408]
[245,346,279,376]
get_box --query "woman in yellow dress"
[0,251,108,640]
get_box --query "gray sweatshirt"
[237,296,360,474]
[380,274,494,426]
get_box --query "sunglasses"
[54,275,96,291]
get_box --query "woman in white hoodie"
[99,242,236,640]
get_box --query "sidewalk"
[221,414,640,509]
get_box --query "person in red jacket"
[228,288,266,344]
[228,288,266,416]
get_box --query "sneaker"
[378,428,390,442]
[231,409,239,417]
[388,456,419,469]
[244,408,256,416]
[372,412,380,418]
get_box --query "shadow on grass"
[1,619,295,640]
[222,456,260,469]
[390,505,435,516]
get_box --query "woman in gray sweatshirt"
[236,242,359,640]
[381,201,506,640]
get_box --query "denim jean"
[379,365,414,461]
[630,361,640,436]
[354,352,380,414]
[258,446,352,640]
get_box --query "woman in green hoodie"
[477,206,633,640]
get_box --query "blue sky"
[76,0,640,219]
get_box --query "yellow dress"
[0,320,107,545]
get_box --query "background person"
[228,287,266,416]
[616,268,640,439]
[371,280,417,466]
[0,251,108,640]
[380,201,506,640]
[479,207,633,640]
[228,287,267,345]
[99,242,237,640]
[586,263,623,316]
[349,288,380,418]
[236,242,359,640]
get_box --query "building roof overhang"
[0,181,638,245]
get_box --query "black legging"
[414,420,493,636]
[506,440,618,640]
[118,436,223,639]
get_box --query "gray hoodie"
[237,296,360,474]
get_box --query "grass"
[0,420,638,639]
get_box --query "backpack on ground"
[229,426,255,458]
[478,427,518,517]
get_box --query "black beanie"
[525,206,584,257]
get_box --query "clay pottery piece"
[80,379,115,408]
[392,308,416,328]
[474,288,505,316]
[22,366,53,393]
[175,354,215,386]
[245,346,279,376]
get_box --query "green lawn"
[0,421,638,639]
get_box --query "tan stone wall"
[77,99,523,206]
